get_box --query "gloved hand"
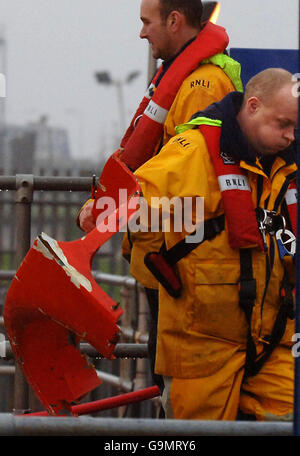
[77,199,96,233]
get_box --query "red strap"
[120,67,163,148]
[121,22,229,171]
[199,124,263,250]
[285,181,297,234]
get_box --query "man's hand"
[78,200,96,233]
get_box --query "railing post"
[15,175,33,264]
[132,287,152,417]
[13,175,33,413]
[118,283,132,417]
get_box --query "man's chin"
[262,148,282,156]
[151,50,160,60]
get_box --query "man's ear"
[166,11,182,31]
[247,96,261,115]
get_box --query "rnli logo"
[190,79,211,89]
[173,136,191,148]
[145,100,168,124]
[218,174,251,192]
[220,151,236,165]
[146,103,158,117]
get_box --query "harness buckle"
[256,208,287,251]
[276,229,296,259]
[256,208,286,234]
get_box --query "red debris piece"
[4,154,141,415]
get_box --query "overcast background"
[0,0,298,162]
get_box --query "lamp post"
[94,70,140,134]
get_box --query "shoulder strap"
[238,249,258,377]
[239,250,295,378]
[144,214,225,298]
[161,214,225,265]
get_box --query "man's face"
[140,0,173,60]
[247,84,298,156]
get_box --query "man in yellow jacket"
[78,0,242,392]
[132,68,298,420]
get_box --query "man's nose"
[284,127,295,143]
[140,25,146,39]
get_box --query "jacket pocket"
[186,260,248,343]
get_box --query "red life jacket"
[285,181,297,234]
[120,22,230,171]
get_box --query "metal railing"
[0,414,293,436]
[0,174,296,436]
[0,174,154,419]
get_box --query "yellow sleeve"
[125,129,222,288]
[163,63,235,144]
[136,131,211,204]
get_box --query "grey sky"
[0,0,298,161]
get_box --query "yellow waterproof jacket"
[124,61,239,288]
[134,127,297,378]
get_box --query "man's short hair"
[244,68,294,106]
[159,0,203,29]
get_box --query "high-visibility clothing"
[162,345,294,421]
[133,91,296,419]
[120,22,242,171]
[125,62,239,288]
[135,123,296,376]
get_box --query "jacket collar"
[156,37,197,87]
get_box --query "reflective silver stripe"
[133,115,143,128]
[218,174,251,191]
[144,100,169,124]
[285,187,297,206]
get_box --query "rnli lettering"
[146,104,157,117]
[225,178,246,187]
[190,79,211,89]
[218,174,251,192]
[173,136,191,148]
[144,100,168,124]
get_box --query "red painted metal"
[4,154,141,416]
[92,150,139,221]
[24,386,161,417]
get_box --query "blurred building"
[0,114,103,177]
[1,115,72,175]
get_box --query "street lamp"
[94,70,140,134]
